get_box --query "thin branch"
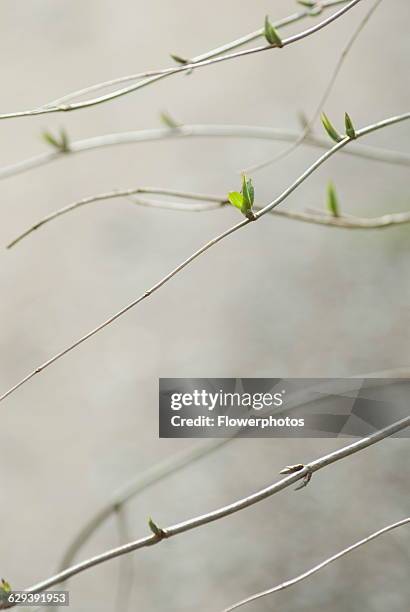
[57,439,227,571]
[255,113,410,218]
[2,122,410,183]
[27,375,410,610]
[44,440,229,612]
[57,372,409,573]
[0,216,248,403]
[268,207,410,229]
[5,188,225,249]
[223,517,410,612]
[245,0,384,173]
[114,507,134,612]
[8,184,410,249]
[0,1,361,121]
[44,1,348,108]
[0,111,408,404]
[0,416,407,608]
[52,373,410,606]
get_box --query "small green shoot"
[297,1,316,7]
[170,54,189,65]
[228,175,256,219]
[321,113,343,143]
[160,111,180,129]
[0,579,11,604]
[297,1,321,16]
[0,579,11,593]
[264,16,283,47]
[148,517,166,539]
[344,112,357,139]
[42,128,70,153]
[327,182,340,217]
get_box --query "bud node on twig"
[294,468,313,491]
[148,517,168,540]
[279,463,304,475]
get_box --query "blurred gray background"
[0,1,409,610]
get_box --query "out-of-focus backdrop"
[0,1,409,610]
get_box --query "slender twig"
[0,112,408,405]
[5,189,225,249]
[57,439,227,571]
[114,507,134,612]
[2,122,410,183]
[245,0,384,173]
[51,373,410,608]
[255,113,410,217]
[8,184,410,249]
[44,439,229,612]
[0,216,248,403]
[43,1,349,108]
[0,1,361,121]
[57,372,409,572]
[265,208,410,229]
[40,376,410,612]
[0,416,407,608]
[223,517,410,612]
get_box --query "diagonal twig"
[57,439,228,571]
[0,416,407,609]
[44,1,350,108]
[223,517,410,611]
[0,112,409,405]
[244,0,384,173]
[0,1,361,121]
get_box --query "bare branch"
[8,184,410,249]
[44,1,348,107]
[223,517,410,611]
[56,372,410,575]
[5,189,226,249]
[0,416,407,608]
[256,113,410,218]
[44,1,350,108]
[51,374,410,608]
[114,507,134,612]
[0,1,361,121]
[0,112,408,405]
[245,0,384,173]
[57,439,227,571]
[268,208,410,229]
[2,121,410,184]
